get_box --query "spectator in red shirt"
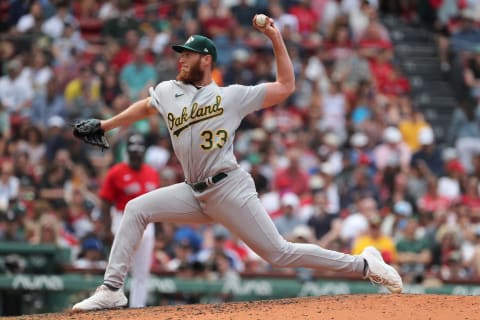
[111,29,155,71]
[288,0,319,36]
[273,148,310,197]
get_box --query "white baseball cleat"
[360,246,403,293]
[72,285,128,311]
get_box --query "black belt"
[188,172,228,192]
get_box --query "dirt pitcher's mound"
[12,294,480,320]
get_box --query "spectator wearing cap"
[410,126,444,177]
[273,192,304,237]
[381,200,414,240]
[318,163,340,216]
[30,77,67,130]
[395,218,432,283]
[437,158,465,201]
[373,126,412,171]
[351,214,397,264]
[318,132,343,176]
[346,131,376,176]
[74,235,108,269]
[165,234,196,272]
[196,225,244,273]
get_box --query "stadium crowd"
[0,0,480,288]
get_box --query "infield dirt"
[8,294,480,320]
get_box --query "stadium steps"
[384,16,458,145]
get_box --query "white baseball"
[255,14,268,28]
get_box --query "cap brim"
[172,44,203,55]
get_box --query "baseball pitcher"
[72,15,402,311]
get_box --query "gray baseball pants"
[104,168,365,288]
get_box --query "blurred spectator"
[463,46,480,103]
[41,1,77,40]
[373,126,412,171]
[273,148,309,197]
[395,218,432,283]
[102,0,139,40]
[64,65,102,120]
[0,161,19,213]
[16,125,46,166]
[381,200,414,240]
[410,127,444,176]
[305,187,336,241]
[287,0,318,36]
[449,8,480,54]
[111,29,153,71]
[51,20,87,66]
[120,47,156,101]
[318,134,343,176]
[165,237,195,272]
[340,196,377,246]
[273,192,303,237]
[398,109,430,153]
[417,177,452,215]
[437,158,465,201]
[342,166,380,208]
[0,58,34,117]
[318,163,340,215]
[14,1,44,34]
[431,224,464,279]
[351,214,397,264]
[27,49,53,95]
[73,235,107,269]
[30,78,67,129]
[196,225,244,272]
[448,104,480,173]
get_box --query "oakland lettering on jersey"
[167,95,224,136]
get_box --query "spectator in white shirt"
[42,1,78,40]
[0,59,34,116]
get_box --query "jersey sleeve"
[228,84,266,119]
[149,81,171,115]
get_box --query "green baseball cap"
[172,35,217,63]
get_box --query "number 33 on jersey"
[149,80,266,182]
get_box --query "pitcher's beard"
[176,60,205,86]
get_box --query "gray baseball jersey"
[149,80,265,183]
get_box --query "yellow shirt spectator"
[64,66,100,103]
[352,234,397,264]
[398,110,430,152]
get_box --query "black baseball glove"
[72,119,110,150]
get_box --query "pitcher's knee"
[261,242,295,268]
[124,199,148,224]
